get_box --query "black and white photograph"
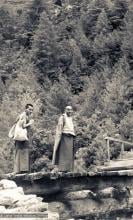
[0,0,132,219]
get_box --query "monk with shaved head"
[52,106,76,172]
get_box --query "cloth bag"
[8,124,16,139]
[9,115,28,141]
[13,123,28,141]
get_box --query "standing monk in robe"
[52,106,76,172]
[9,104,34,174]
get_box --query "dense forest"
[0,0,132,174]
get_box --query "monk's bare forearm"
[23,123,31,128]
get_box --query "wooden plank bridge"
[0,137,133,219]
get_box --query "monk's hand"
[29,119,34,125]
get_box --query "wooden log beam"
[104,137,133,147]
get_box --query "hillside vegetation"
[0,0,132,173]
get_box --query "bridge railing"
[104,136,133,161]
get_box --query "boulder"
[15,196,43,207]
[0,205,6,213]
[0,179,48,215]
[0,179,17,190]
[63,190,96,200]
[98,187,114,198]
[6,207,28,213]
[26,203,48,212]
[0,187,24,206]
[48,211,59,220]
[15,194,38,207]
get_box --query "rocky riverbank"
[0,179,59,219]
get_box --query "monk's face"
[26,106,33,116]
[65,107,73,117]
